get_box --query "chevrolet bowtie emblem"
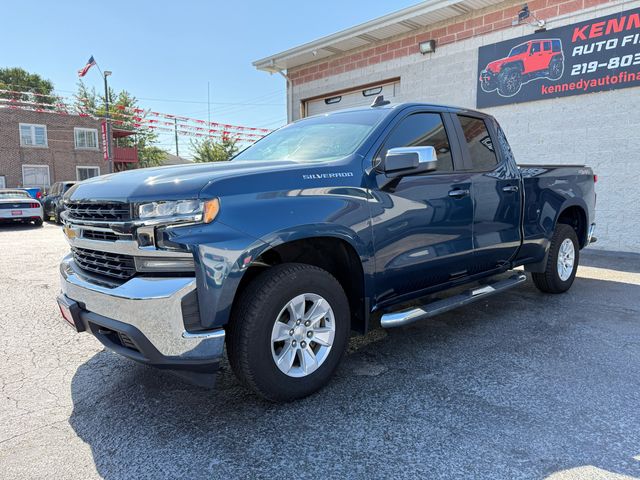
[63,225,78,240]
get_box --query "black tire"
[497,66,523,97]
[227,263,350,402]
[33,218,43,227]
[532,224,579,294]
[54,208,61,224]
[548,57,564,80]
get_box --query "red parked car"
[480,39,564,97]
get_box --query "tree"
[191,135,239,163]
[0,67,56,106]
[75,81,166,168]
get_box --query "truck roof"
[308,101,489,120]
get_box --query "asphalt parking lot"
[1,222,639,479]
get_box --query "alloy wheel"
[557,238,575,281]
[270,293,336,378]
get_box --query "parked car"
[0,189,43,226]
[480,38,564,97]
[19,187,43,200]
[42,181,76,223]
[57,100,596,401]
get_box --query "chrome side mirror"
[382,146,438,175]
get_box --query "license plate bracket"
[57,295,85,332]
[11,210,22,216]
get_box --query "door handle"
[502,185,519,193]
[448,189,470,198]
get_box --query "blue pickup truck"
[57,99,596,401]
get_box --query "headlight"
[139,199,201,219]
[137,199,219,224]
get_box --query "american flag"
[77,56,96,78]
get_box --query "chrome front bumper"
[60,253,225,360]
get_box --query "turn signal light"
[203,198,220,224]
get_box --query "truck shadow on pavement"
[68,275,640,480]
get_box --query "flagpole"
[79,56,113,173]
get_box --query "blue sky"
[3,0,418,156]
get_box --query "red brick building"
[0,109,138,190]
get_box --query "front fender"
[214,187,375,272]
[167,186,375,329]
[164,221,268,329]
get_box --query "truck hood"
[66,160,310,202]
[486,57,510,72]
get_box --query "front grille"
[72,247,136,280]
[82,229,120,242]
[66,202,131,222]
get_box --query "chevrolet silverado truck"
[480,39,564,97]
[57,100,596,401]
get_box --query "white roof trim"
[253,0,503,72]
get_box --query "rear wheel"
[227,263,350,402]
[548,57,563,80]
[532,224,579,293]
[33,218,43,227]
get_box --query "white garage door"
[304,80,400,117]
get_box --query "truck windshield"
[234,109,386,162]
[509,44,528,56]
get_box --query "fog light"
[135,257,195,272]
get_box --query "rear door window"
[458,115,498,171]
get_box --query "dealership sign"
[476,8,640,108]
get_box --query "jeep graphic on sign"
[479,38,565,97]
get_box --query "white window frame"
[76,166,101,181]
[74,127,99,150]
[22,164,51,188]
[19,123,48,147]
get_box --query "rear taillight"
[31,202,39,208]
[594,174,598,183]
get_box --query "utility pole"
[174,118,179,157]
[103,71,113,173]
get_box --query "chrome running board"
[380,272,527,328]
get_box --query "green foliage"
[75,81,166,168]
[0,67,56,105]
[191,136,239,163]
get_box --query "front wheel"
[227,263,350,402]
[497,67,523,97]
[532,224,579,293]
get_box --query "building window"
[22,165,50,188]
[0,176,5,188]
[76,166,100,181]
[74,128,99,149]
[19,123,48,147]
